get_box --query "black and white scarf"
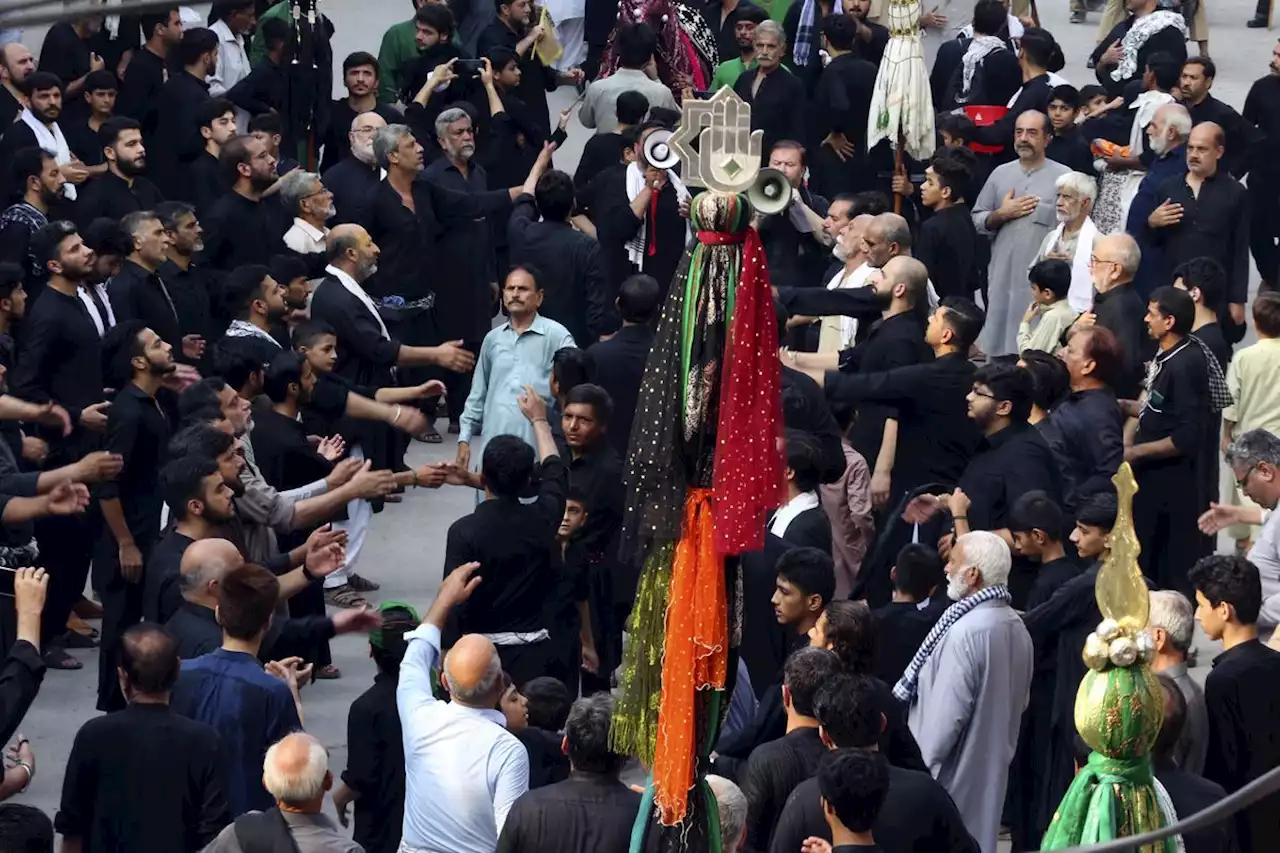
[794,0,843,68]
[893,584,1012,704]
[1140,335,1232,417]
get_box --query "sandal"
[323,585,369,609]
[415,423,443,444]
[59,630,98,650]
[347,573,381,592]
[313,664,342,680]
[67,614,99,640]
[73,596,104,620]
[43,646,83,670]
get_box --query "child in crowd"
[1018,259,1078,355]
[1008,490,1079,611]
[819,402,873,599]
[871,544,945,685]
[518,676,572,789]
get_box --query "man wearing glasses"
[322,111,389,225]
[1073,232,1148,399]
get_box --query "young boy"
[1018,259,1078,355]
[1008,490,1079,610]
[1221,292,1280,551]
[872,543,944,685]
[248,111,300,175]
[770,430,833,553]
[916,147,980,301]
[819,402,873,599]
[545,489,601,696]
[517,676,572,789]
[332,602,416,853]
[1045,84,1096,175]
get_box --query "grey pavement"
[8,0,1272,834]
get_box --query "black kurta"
[808,53,877,197]
[422,157,501,343]
[343,672,405,853]
[733,66,807,166]
[200,191,291,271]
[151,71,212,199]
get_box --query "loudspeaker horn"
[642,129,680,170]
[747,168,791,215]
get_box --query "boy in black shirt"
[1008,490,1079,611]
[1045,84,1097,176]
[333,602,415,853]
[871,545,945,686]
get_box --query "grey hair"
[155,201,195,232]
[564,693,625,773]
[1056,170,1098,206]
[1148,590,1194,654]
[754,19,785,44]
[1225,429,1280,469]
[444,647,503,704]
[434,107,472,140]
[373,124,414,169]
[178,555,233,595]
[875,212,912,251]
[325,230,360,264]
[707,775,748,853]
[263,733,329,805]
[277,170,322,216]
[1160,104,1193,140]
[956,530,1012,587]
[1108,232,1141,278]
[119,210,160,244]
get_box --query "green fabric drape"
[1041,753,1176,853]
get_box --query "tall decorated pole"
[866,0,935,214]
[611,87,786,853]
[1040,463,1180,852]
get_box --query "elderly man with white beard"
[323,111,388,224]
[282,171,337,259]
[1127,102,1193,298]
[1033,171,1099,314]
[894,529,1033,853]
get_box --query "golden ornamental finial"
[1096,463,1149,633]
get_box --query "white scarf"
[1130,90,1175,152]
[325,264,389,340]
[1112,11,1188,83]
[226,319,282,347]
[960,35,1006,98]
[78,283,115,336]
[819,261,874,352]
[769,491,820,538]
[20,109,74,201]
[624,161,690,267]
[1037,217,1098,313]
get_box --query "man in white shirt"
[397,561,530,853]
[207,0,256,131]
[280,171,334,257]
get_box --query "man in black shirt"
[332,603,414,853]
[1178,58,1252,177]
[226,18,291,121]
[1090,0,1187,96]
[217,264,289,366]
[742,646,840,850]
[62,70,118,172]
[1087,233,1149,399]
[75,117,166,228]
[1045,85,1097,176]
[574,91,646,195]
[734,22,806,164]
[497,693,642,853]
[0,72,87,204]
[157,202,219,369]
[55,623,229,852]
[478,0,579,142]
[442,388,566,686]
[586,273,657,457]
[509,169,612,345]
[320,52,402,174]
[95,320,178,711]
[1050,325,1125,514]
[768,672,978,853]
[116,8,182,139]
[189,99,237,218]
[0,149,59,303]
[1152,676,1235,853]
[1122,286,1213,595]
[1146,123,1248,342]
[14,223,114,669]
[109,211,203,365]
[36,12,106,102]
[1173,256,1230,370]
[1189,554,1280,853]
[1243,44,1280,288]
[152,27,217,199]
[201,134,290,271]
[757,141,830,292]
[917,149,979,302]
[0,43,34,129]
[324,111,387,221]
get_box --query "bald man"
[0,43,33,126]
[324,111,389,223]
[1148,121,1249,343]
[398,562,530,853]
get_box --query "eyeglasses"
[1089,255,1118,267]
[969,388,997,400]
[1236,463,1259,490]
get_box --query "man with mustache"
[972,109,1069,356]
[200,134,290,271]
[0,149,64,303]
[75,117,166,227]
[282,171,336,260]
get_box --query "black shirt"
[573,132,629,195]
[810,53,877,174]
[509,193,612,344]
[188,151,226,219]
[75,172,166,230]
[98,384,172,542]
[55,702,229,853]
[1194,323,1230,371]
[342,672,405,853]
[733,66,807,166]
[422,157,500,342]
[1151,170,1249,307]
[442,455,567,637]
[1203,639,1280,852]
[1045,387,1124,513]
[1090,16,1187,95]
[107,259,183,349]
[566,443,623,562]
[768,764,979,853]
[1186,94,1252,177]
[37,23,94,93]
[151,70,212,199]
[160,258,220,365]
[586,324,654,458]
[1023,555,1080,612]
[916,205,978,301]
[226,58,289,119]
[0,87,20,129]
[1155,762,1236,853]
[200,191,290,271]
[165,599,336,663]
[742,726,827,850]
[594,164,685,299]
[1133,337,1208,460]
[250,407,334,495]
[1046,128,1097,176]
[477,20,558,140]
[871,600,942,685]
[757,186,830,291]
[116,46,168,139]
[957,420,1062,534]
[11,285,105,464]
[702,1,763,65]
[324,155,382,224]
[64,118,107,168]
[1243,72,1280,184]
[143,530,193,623]
[319,101,400,174]
[497,772,643,853]
[1092,283,1149,399]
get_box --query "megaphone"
[642,129,681,170]
[747,168,792,215]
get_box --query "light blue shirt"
[458,314,576,457]
[397,623,530,852]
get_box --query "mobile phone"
[455,59,486,78]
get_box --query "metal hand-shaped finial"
[669,87,763,193]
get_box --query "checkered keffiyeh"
[893,584,1012,704]
[793,0,844,68]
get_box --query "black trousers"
[34,512,98,654]
[496,640,556,691]
[1133,461,1212,596]
[93,532,155,712]
[1250,177,1280,287]
[285,579,332,668]
[442,340,481,423]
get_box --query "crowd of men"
[0,0,1271,851]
